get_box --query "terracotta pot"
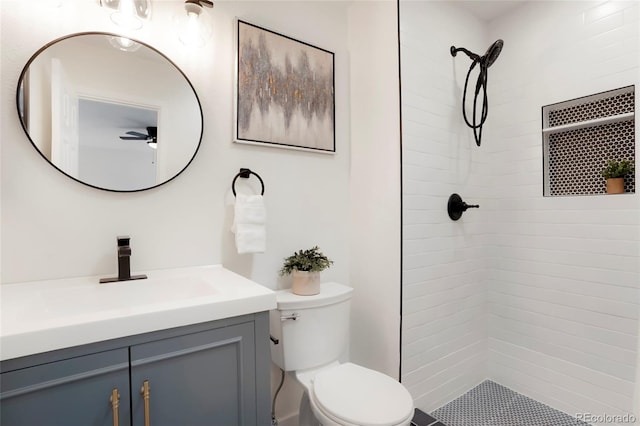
[606,178,625,194]
[292,270,320,296]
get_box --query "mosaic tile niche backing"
[543,86,635,196]
[548,90,634,127]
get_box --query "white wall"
[486,2,640,424]
[399,0,491,412]
[1,0,401,424]
[400,0,640,424]
[348,0,401,380]
[1,0,351,287]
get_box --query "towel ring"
[232,168,265,197]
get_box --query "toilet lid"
[311,363,413,426]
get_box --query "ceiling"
[456,0,527,22]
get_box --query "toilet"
[270,282,414,426]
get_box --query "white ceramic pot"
[292,270,320,296]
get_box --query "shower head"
[450,39,504,68]
[450,38,504,147]
[483,39,503,68]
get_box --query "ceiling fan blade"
[125,131,148,137]
[120,136,145,140]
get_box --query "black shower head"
[483,39,503,68]
[450,39,504,147]
[450,39,504,68]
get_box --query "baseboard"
[276,412,299,426]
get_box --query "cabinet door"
[1,348,130,426]
[130,322,256,426]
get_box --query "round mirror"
[17,32,203,192]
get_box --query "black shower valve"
[447,193,479,221]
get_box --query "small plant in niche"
[601,159,634,194]
[600,159,634,179]
[280,246,333,296]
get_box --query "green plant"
[601,159,634,179]
[279,246,333,276]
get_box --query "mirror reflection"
[18,32,203,192]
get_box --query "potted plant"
[279,246,333,296]
[601,159,634,194]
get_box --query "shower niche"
[542,85,635,196]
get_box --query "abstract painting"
[235,20,335,153]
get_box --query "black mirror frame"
[16,31,204,193]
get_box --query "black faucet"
[117,236,132,280]
[100,236,148,283]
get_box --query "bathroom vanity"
[0,266,276,426]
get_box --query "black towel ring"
[232,168,265,197]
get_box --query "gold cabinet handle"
[140,380,151,426]
[110,388,120,426]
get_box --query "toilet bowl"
[269,282,414,426]
[302,362,413,426]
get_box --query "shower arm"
[450,46,480,62]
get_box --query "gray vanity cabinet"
[130,322,257,426]
[0,312,271,426]
[0,348,131,426]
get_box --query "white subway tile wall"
[487,1,639,421]
[400,0,640,422]
[400,0,491,412]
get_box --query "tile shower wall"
[400,1,491,411]
[486,1,640,423]
[401,0,640,423]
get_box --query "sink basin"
[32,275,217,315]
[1,265,276,361]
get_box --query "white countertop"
[0,265,276,361]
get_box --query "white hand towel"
[231,193,266,254]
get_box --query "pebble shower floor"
[414,381,591,426]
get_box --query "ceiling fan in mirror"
[119,126,157,149]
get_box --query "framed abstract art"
[234,20,335,153]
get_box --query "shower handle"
[447,193,479,221]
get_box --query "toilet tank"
[270,282,353,372]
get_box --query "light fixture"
[101,0,151,30]
[175,0,214,47]
[147,140,157,149]
[108,36,141,52]
[37,0,63,7]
